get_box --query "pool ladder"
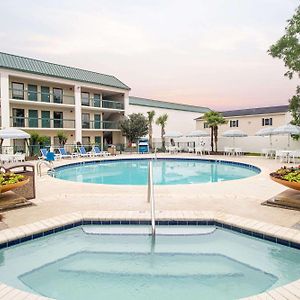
[37,160,54,177]
[147,160,156,237]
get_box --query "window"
[82,113,90,129]
[53,111,63,128]
[12,108,25,127]
[230,120,239,127]
[95,136,102,146]
[81,92,90,106]
[41,111,50,128]
[262,118,273,126]
[204,122,209,129]
[94,94,101,107]
[41,86,50,102]
[28,110,38,127]
[12,82,24,100]
[53,88,63,103]
[28,84,37,101]
[94,114,101,129]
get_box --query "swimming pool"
[0,224,299,300]
[53,158,260,185]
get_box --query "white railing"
[147,160,156,236]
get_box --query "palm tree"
[156,114,168,151]
[147,110,155,150]
[203,111,227,152]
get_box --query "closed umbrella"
[255,128,275,146]
[272,124,300,147]
[222,129,247,147]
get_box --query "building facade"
[0,52,130,148]
[0,52,209,150]
[195,105,293,152]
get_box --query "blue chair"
[58,148,73,159]
[46,152,55,162]
[79,146,92,157]
[92,146,110,157]
[39,148,48,160]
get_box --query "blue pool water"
[0,226,299,300]
[53,158,260,185]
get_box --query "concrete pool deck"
[1,153,300,228]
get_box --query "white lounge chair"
[92,146,110,157]
[58,148,75,159]
[78,146,92,157]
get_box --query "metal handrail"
[147,160,156,236]
[37,160,54,177]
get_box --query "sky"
[0,0,298,110]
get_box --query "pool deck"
[1,153,300,228]
[0,154,300,300]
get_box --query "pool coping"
[51,157,261,186]
[0,210,299,300]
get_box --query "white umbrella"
[255,128,275,146]
[186,130,209,137]
[272,124,300,147]
[222,129,247,147]
[164,131,183,138]
[0,128,30,139]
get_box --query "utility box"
[138,139,149,154]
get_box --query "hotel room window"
[204,122,209,128]
[262,118,273,126]
[11,82,24,99]
[229,120,239,127]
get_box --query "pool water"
[0,226,299,300]
[53,158,260,185]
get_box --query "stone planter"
[270,175,300,191]
[0,176,30,194]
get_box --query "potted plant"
[270,166,300,191]
[0,172,29,193]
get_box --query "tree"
[203,111,227,152]
[156,114,168,151]
[120,113,149,146]
[147,110,155,150]
[269,5,300,127]
[56,131,68,146]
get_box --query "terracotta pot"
[0,176,30,193]
[270,175,300,191]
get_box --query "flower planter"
[270,175,300,191]
[0,176,29,194]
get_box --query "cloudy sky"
[0,0,298,110]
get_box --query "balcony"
[10,88,75,105]
[10,117,75,129]
[82,120,120,130]
[81,97,124,110]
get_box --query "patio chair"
[58,148,74,159]
[13,153,26,162]
[39,148,48,160]
[195,146,204,156]
[275,150,288,163]
[78,146,92,157]
[93,146,110,157]
[187,146,194,153]
[224,147,233,156]
[234,148,243,156]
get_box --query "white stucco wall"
[128,104,203,138]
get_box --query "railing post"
[148,160,156,236]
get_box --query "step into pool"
[0,225,299,300]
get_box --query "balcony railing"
[10,117,75,129]
[82,120,120,130]
[81,98,124,110]
[10,89,75,105]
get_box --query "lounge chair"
[93,146,110,157]
[58,148,74,159]
[79,146,92,157]
[39,148,48,160]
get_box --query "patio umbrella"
[164,131,183,148]
[186,130,210,147]
[186,130,209,137]
[255,128,275,146]
[222,129,247,147]
[164,131,183,138]
[0,128,30,139]
[272,124,300,147]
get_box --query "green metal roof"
[129,96,210,113]
[0,52,130,90]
